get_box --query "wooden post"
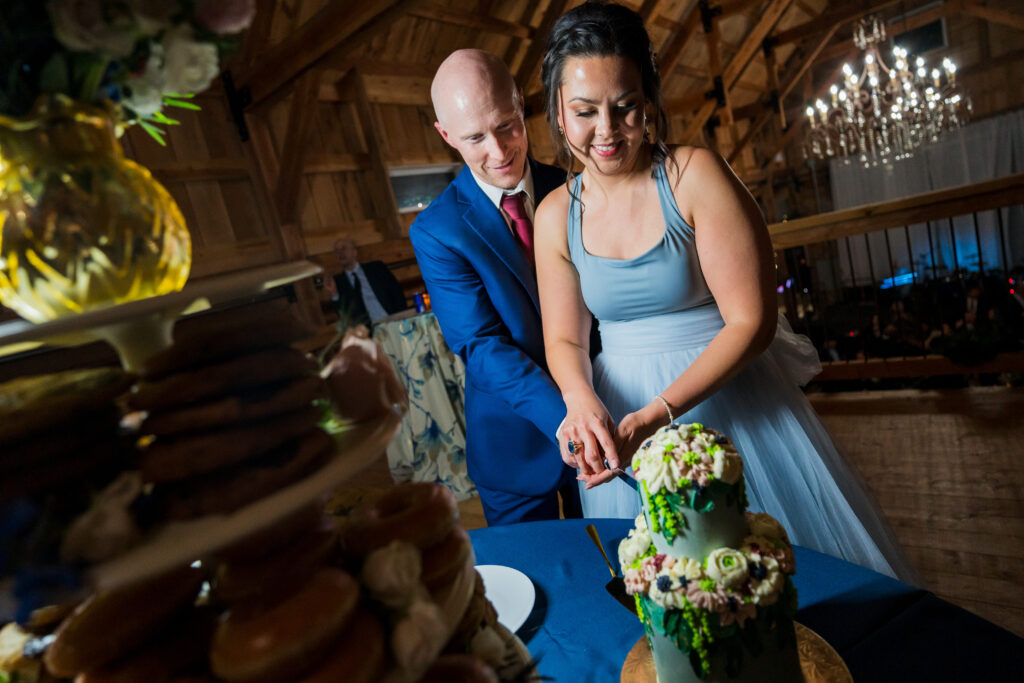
[345,68,403,241]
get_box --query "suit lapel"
[455,168,540,314]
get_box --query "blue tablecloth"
[469,518,1023,682]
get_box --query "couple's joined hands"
[559,393,662,489]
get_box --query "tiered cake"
[619,423,802,683]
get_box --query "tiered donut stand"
[0,261,534,681]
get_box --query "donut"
[142,375,327,437]
[419,654,499,683]
[129,347,317,412]
[43,565,204,677]
[297,610,385,683]
[162,428,334,521]
[342,482,458,556]
[214,514,338,607]
[421,526,471,593]
[140,408,321,483]
[210,567,359,683]
[142,305,318,380]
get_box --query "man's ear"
[434,121,454,148]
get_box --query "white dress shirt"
[470,164,537,233]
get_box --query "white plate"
[475,564,535,634]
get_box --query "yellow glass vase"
[0,96,191,323]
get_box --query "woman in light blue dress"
[534,2,919,584]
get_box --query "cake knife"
[585,524,637,616]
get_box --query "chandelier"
[804,15,971,167]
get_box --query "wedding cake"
[618,423,802,682]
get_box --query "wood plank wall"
[810,388,1024,638]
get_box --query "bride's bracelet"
[654,394,673,424]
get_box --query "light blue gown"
[567,162,920,584]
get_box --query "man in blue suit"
[410,49,582,525]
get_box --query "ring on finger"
[567,440,583,455]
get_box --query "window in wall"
[389,163,463,213]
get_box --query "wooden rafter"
[962,1,1024,32]
[516,0,569,90]
[679,0,796,143]
[238,0,423,107]
[275,70,320,223]
[726,24,840,162]
[504,0,543,65]
[408,2,535,39]
[772,0,903,45]
[344,68,403,240]
[638,0,662,21]
[758,49,856,170]
[656,2,703,81]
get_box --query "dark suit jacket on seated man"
[409,49,582,526]
[327,237,407,328]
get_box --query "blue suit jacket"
[409,159,571,499]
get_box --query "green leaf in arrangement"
[150,111,180,125]
[164,98,201,111]
[138,119,167,145]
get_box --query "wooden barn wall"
[122,92,282,280]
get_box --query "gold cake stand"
[621,622,852,682]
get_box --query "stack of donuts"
[127,304,332,521]
[5,482,513,682]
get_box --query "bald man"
[409,49,581,525]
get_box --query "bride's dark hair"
[540,1,671,180]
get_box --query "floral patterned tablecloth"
[373,312,475,500]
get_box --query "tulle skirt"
[585,304,920,584]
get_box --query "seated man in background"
[409,49,582,525]
[324,237,407,328]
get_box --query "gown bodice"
[567,162,715,323]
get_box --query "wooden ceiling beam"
[516,0,569,90]
[275,70,320,223]
[961,1,1024,32]
[679,0,796,143]
[723,0,795,87]
[343,68,403,240]
[638,0,663,21]
[238,0,423,108]
[759,50,855,170]
[504,0,542,66]
[772,0,902,45]
[408,2,535,39]
[656,2,703,81]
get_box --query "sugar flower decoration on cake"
[705,548,749,589]
[617,515,653,570]
[633,424,742,494]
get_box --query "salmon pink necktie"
[501,192,534,265]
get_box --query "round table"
[469,518,1023,682]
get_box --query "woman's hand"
[613,401,667,471]
[559,392,619,483]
